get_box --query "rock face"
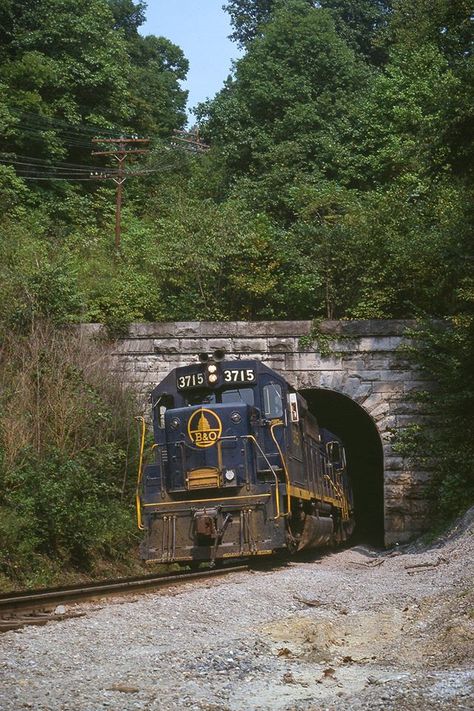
[82,320,435,546]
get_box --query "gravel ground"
[1,511,473,711]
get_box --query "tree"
[108,0,147,37]
[0,0,188,165]
[224,0,281,47]
[385,0,473,178]
[319,0,392,64]
[200,0,369,217]
[127,35,189,136]
[387,0,472,63]
[108,0,189,134]
[224,0,392,64]
[0,0,132,163]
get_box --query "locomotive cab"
[137,356,354,565]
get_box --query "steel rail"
[0,565,248,632]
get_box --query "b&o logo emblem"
[188,408,222,448]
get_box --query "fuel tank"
[297,514,334,551]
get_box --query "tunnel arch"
[300,387,385,546]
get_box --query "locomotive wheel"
[333,517,348,546]
[285,520,300,555]
[286,536,299,555]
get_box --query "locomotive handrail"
[323,474,349,521]
[240,434,286,520]
[270,420,292,517]
[135,416,147,530]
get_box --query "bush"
[396,289,474,521]
[0,322,140,586]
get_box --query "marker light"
[225,469,236,482]
[231,412,241,424]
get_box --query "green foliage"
[108,0,147,36]
[298,319,334,356]
[224,0,392,62]
[0,324,139,586]
[395,297,474,519]
[0,164,28,213]
[224,0,281,47]
[0,0,131,159]
[126,34,189,137]
[0,0,473,582]
[0,204,85,331]
[137,194,285,320]
[201,0,370,218]
[318,1,392,65]
[0,0,187,166]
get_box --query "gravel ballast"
[1,512,473,711]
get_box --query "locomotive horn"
[198,352,210,363]
[213,348,226,362]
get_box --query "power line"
[4,123,130,149]
[0,159,100,173]
[0,153,103,170]
[6,127,100,148]
[19,176,107,182]
[10,110,135,137]
[1,158,179,181]
[172,129,210,153]
[15,125,114,144]
[1,124,194,192]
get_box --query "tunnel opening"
[300,388,385,547]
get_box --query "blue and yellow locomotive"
[137,352,354,565]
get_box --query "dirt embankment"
[0,510,473,710]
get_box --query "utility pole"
[92,137,150,249]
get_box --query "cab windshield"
[185,387,255,407]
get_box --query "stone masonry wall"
[80,320,433,546]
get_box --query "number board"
[176,368,256,390]
[176,372,204,390]
[223,368,255,384]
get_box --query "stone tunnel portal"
[300,388,385,546]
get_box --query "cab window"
[221,388,254,406]
[184,387,254,407]
[263,383,283,418]
[185,390,216,406]
[327,440,346,470]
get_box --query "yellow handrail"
[324,474,349,521]
[242,434,284,520]
[270,420,292,517]
[135,416,146,530]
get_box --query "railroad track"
[0,564,248,633]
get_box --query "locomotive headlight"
[225,469,236,482]
[208,373,218,384]
[231,411,241,424]
[170,417,181,430]
[207,364,217,374]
